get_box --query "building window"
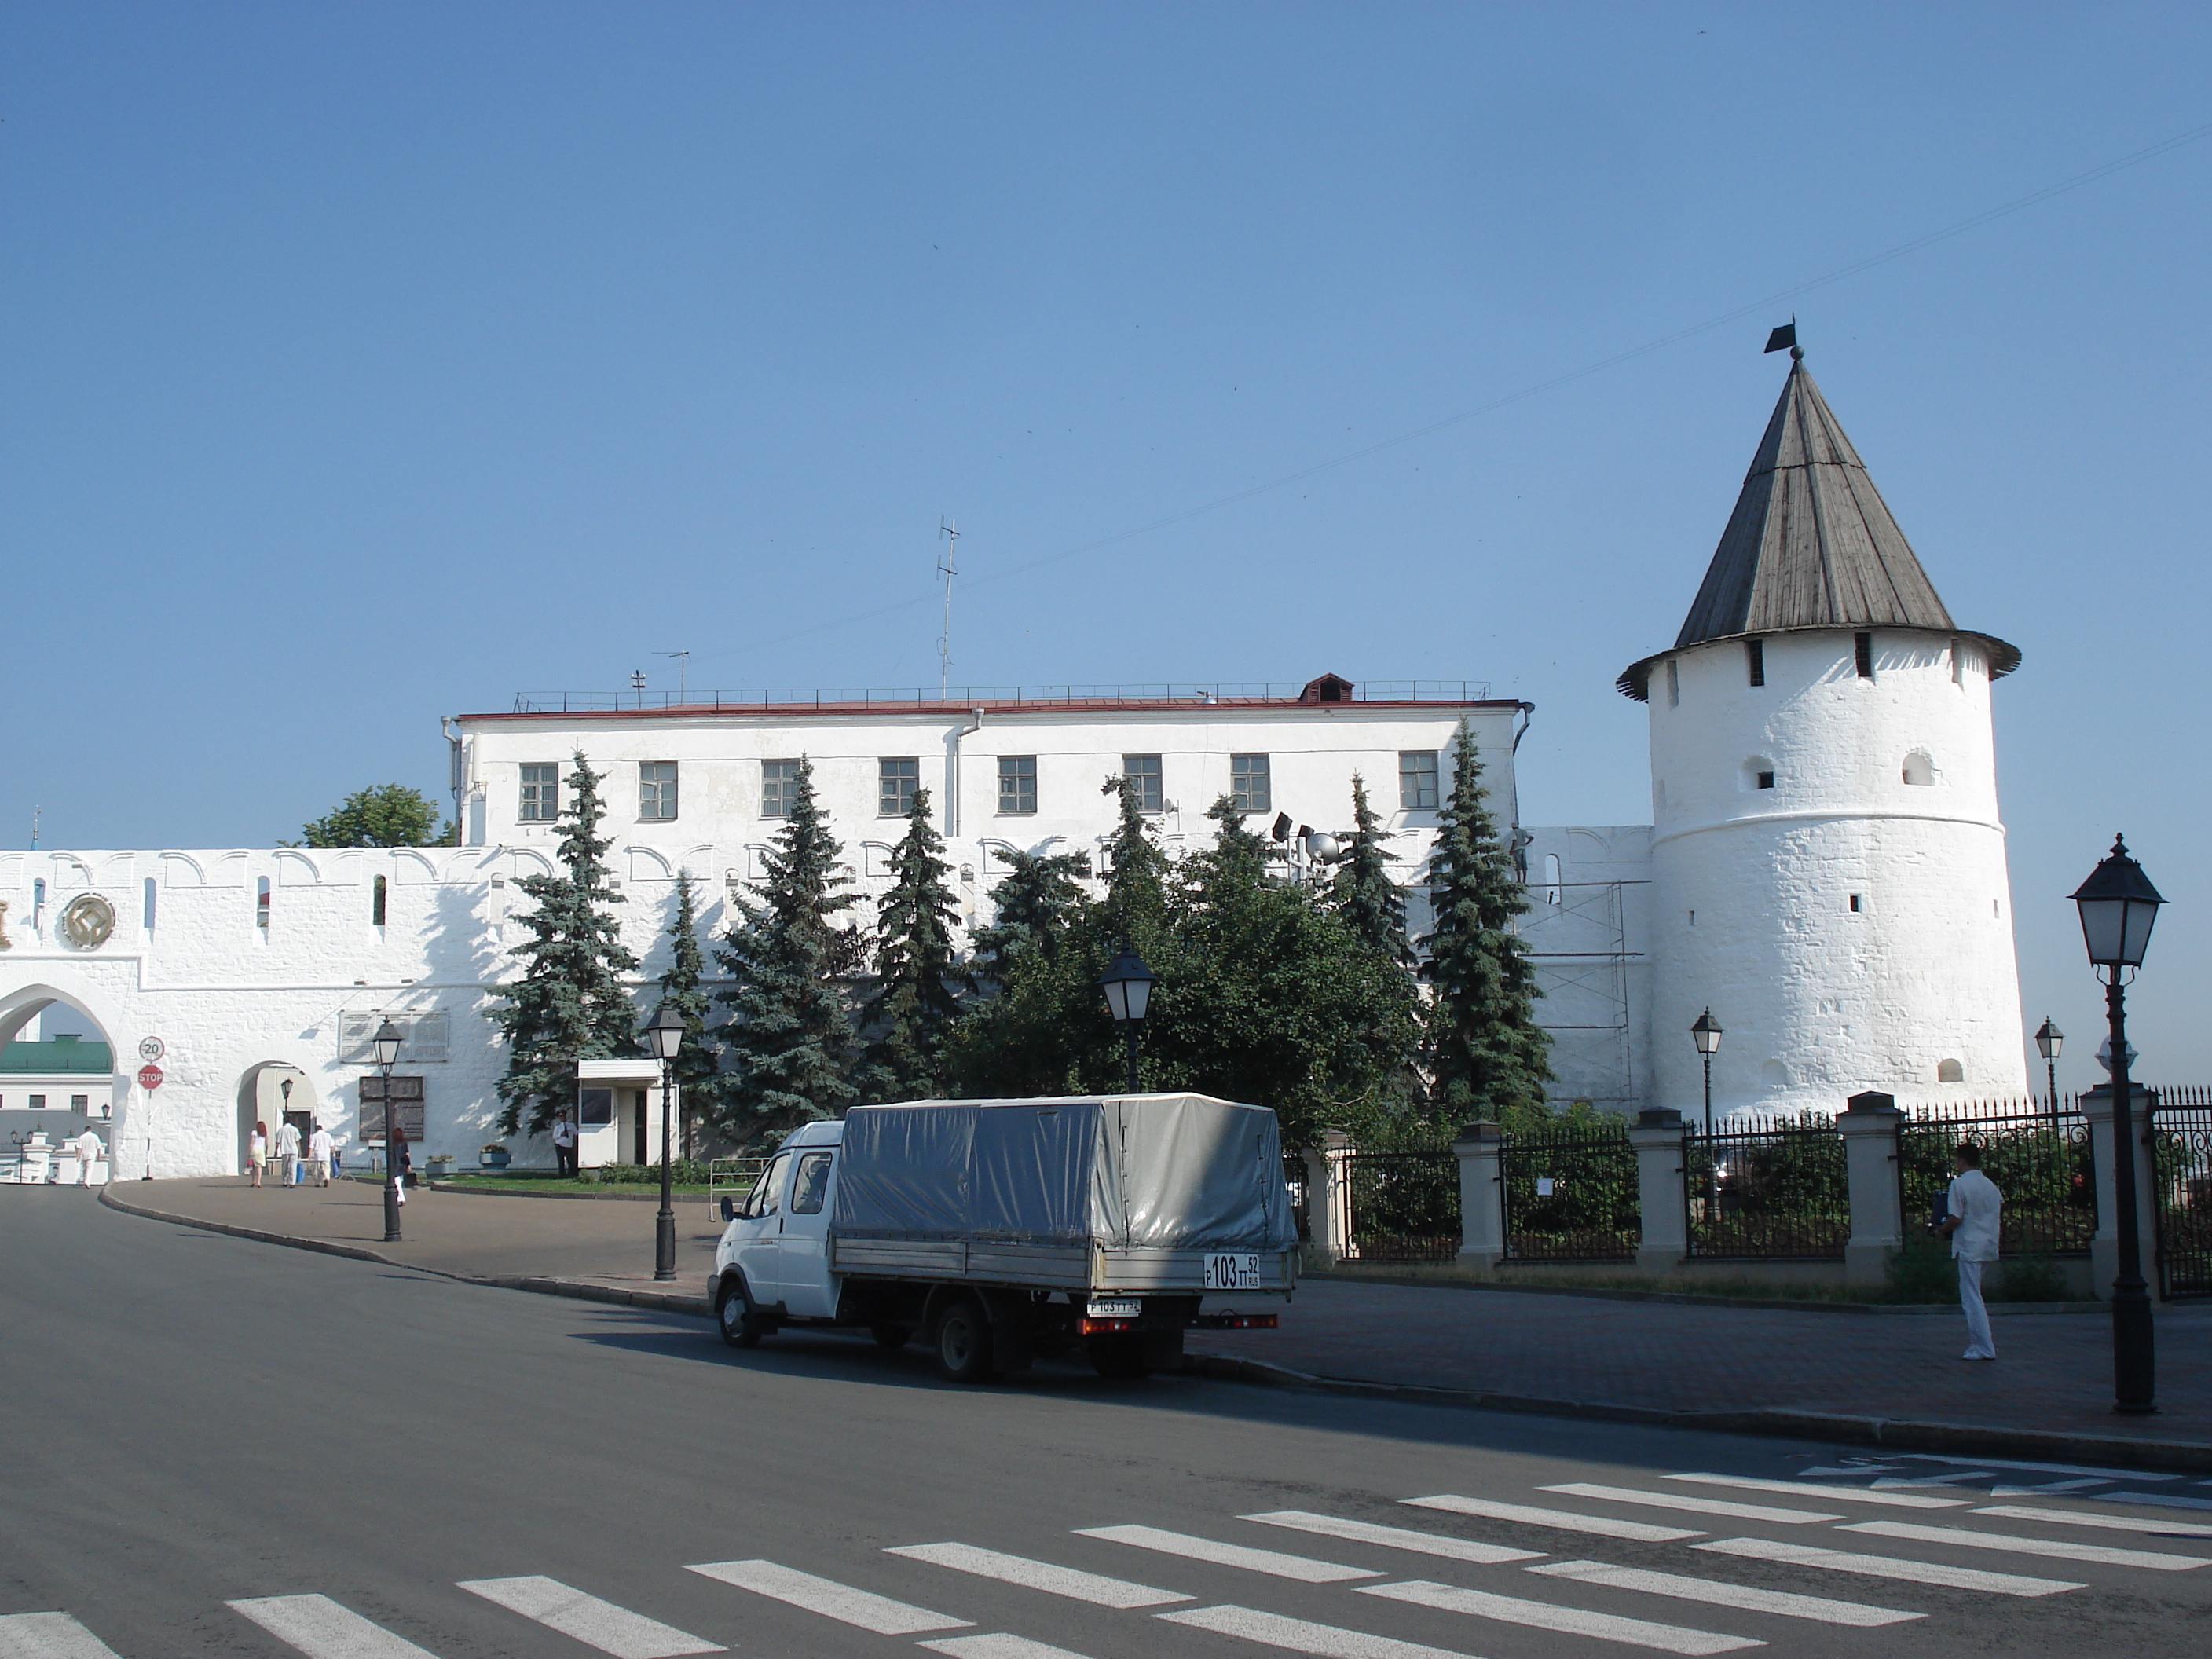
[519,763,560,822]
[1756,771,1774,789]
[1122,754,1164,814]
[1903,750,1935,786]
[1950,637,1965,686]
[28,1095,47,1110]
[1398,751,1439,810]
[256,877,271,930]
[1849,893,1862,913]
[1666,659,1680,707]
[1230,753,1272,814]
[1744,757,1776,791]
[761,760,800,819]
[372,875,388,926]
[1854,631,1874,679]
[1746,639,1765,687]
[997,756,1037,815]
[71,1094,89,1111]
[639,761,679,821]
[1936,1058,1965,1083]
[880,756,921,816]
[144,877,157,932]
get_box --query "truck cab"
[715,1118,842,1323]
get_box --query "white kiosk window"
[579,1088,614,1128]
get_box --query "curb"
[97,1187,2211,1475]
[1302,1272,2104,1317]
[426,1181,720,1204]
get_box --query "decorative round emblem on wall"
[58,893,116,950]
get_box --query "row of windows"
[515,750,1448,822]
[1666,633,1977,707]
[1,1094,94,1110]
[1740,749,1941,791]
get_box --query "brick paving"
[101,1177,2211,1448]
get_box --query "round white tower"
[1620,350,2029,1119]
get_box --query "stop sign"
[137,1064,164,1090]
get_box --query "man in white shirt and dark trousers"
[1939,1142,2003,1361]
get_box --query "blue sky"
[7,3,2209,1088]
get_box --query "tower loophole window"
[1854,632,1875,679]
[1903,750,1936,786]
[1665,659,1680,708]
[372,874,389,926]
[1745,639,1764,687]
[1849,893,1862,913]
[1743,757,1776,791]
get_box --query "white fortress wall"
[1517,825,1654,1113]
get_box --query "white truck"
[710,1093,1298,1381]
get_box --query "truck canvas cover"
[832,1093,1295,1253]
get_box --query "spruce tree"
[860,786,969,1101]
[489,753,640,1135]
[969,848,1088,972]
[1097,771,1170,937]
[711,757,860,1143]
[1419,720,1553,1122]
[657,870,720,1157]
[1333,774,1414,969]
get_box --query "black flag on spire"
[1763,321,1797,354]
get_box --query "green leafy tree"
[656,871,720,1157]
[1331,774,1413,969]
[860,787,970,1101]
[710,757,860,1144]
[488,754,639,1135]
[969,848,1089,973]
[1419,720,1552,1122]
[298,784,455,848]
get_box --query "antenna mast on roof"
[937,518,959,698]
[655,650,690,705]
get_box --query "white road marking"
[2101,1490,2212,1513]
[887,1543,1190,1608]
[1242,1511,1544,1564]
[1664,1474,1965,1509]
[1358,1579,1760,1655]
[228,1595,442,1659]
[1693,1536,2080,1597]
[1891,1453,2179,1481]
[1540,1483,1839,1525]
[917,1638,1096,1659]
[1076,1525,1380,1583]
[1404,1494,1700,1542]
[1873,1474,1994,1490]
[681,1560,970,1634]
[0,1613,123,1659]
[1157,1604,1482,1659]
[1972,1503,2212,1539]
[1990,1479,2115,1496]
[456,1577,723,1657]
[1525,1560,1921,1628]
[1840,1518,2208,1572]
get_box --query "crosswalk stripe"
[1404,1494,1701,1542]
[1972,1503,2212,1539]
[228,1595,442,1659]
[1525,1560,1922,1628]
[1158,1604,1482,1659]
[1076,1525,1381,1583]
[917,1637,1097,1659]
[1664,1474,1965,1509]
[1692,1537,2081,1597]
[2102,1490,2212,1514]
[1241,1511,1545,1564]
[1990,1479,2115,1496]
[456,1577,723,1657]
[0,1613,123,1659]
[1358,1579,1760,1656]
[1892,1453,2179,1481]
[1840,1518,2209,1572]
[681,1561,970,1634]
[887,1542,1191,1607]
[1540,1483,1840,1525]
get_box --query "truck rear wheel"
[716,1275,765,1350]
[932,1297,995,1382]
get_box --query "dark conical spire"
[1619,353,2019,699]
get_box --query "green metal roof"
[0,1036,114,1075]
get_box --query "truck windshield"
[789,1152,833,1215]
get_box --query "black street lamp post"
[645,1004,686,1281]
[371,1019,404,1243]
[2070,835,2165,1415]
[1099,949,1157,1095]
[2034,1017,2064,1119]
[1689,1009,1723,1226]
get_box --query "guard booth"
[574,1059,676,1169]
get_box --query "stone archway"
[235,1062,320,1177]
[0,984,121,1163]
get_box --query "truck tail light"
[1078,1317,1137,1335]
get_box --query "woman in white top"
[248,1121,269,1187]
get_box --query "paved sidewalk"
[98,1177,2212,1466]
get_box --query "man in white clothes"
[273,1118,304,1187]
[1939,1142,2003,1361]
[308,1121,336,1187]
[552,1113,579,1178]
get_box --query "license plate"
[1087,1298,1141,1318]
[1203,1253,1261,1290]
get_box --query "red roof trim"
[457,698,1521,724]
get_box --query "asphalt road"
[4,1193,2207,1659]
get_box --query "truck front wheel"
[932,1297,995,1382]
[716,1275,764,1350]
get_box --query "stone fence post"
[2082,1083,2162,1302]
[1302,1130,1353,1262]
[1627,1108,1688,1273]
[1839,1090,1903,1287]
[1452,1120,1505,1270]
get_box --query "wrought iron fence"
[1685,1115,1848,1258]
[1500,1122,1638,1260]
[1898,1098,2095,1257]
[2152,1086,2212,1301]
[1337,1148,1459,1262]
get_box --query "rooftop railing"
[503,680,1496,715]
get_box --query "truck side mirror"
[719,1196,736,1222]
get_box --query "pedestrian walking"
[390,1125,412,1205]
[552,1113,579,1178]
[308,1121,335,1187]
[273,1118,302,1186]
[1939,1141,2002,1361]
[248,1121,268,1187]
